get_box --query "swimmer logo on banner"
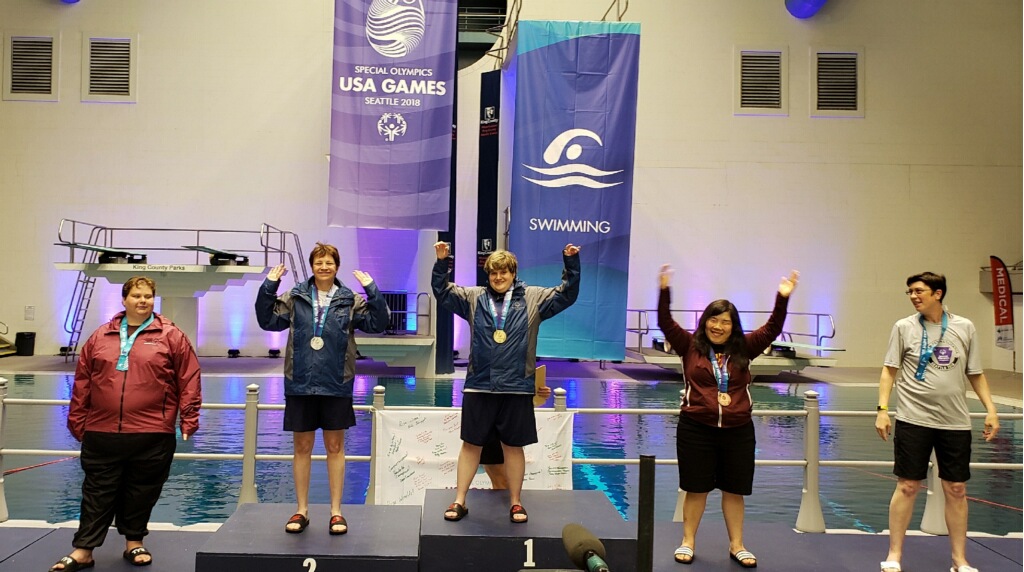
[328,0,457,230]
[507,21,641,360]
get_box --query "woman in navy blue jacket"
[432,241,580,524]
[255,243,389,535]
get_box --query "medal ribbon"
[708,347,729,394]
[915,312,948,381]
[117,314,155,371]
[311,284,336,338]
[487,290,512,332]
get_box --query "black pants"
[73,432,176,549]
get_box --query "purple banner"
[329,0,457,230]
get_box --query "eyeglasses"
[905,288,932,296]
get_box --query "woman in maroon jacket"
[657,265,798,568]
[50,276,202,572]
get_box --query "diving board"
[182,245,250,266]
[56,242,147,264]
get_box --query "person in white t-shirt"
[875,272,1000,572]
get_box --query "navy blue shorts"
[676,414,756,495]
[283,395,356,432]
[460,392,537,448]
[893,419,972,482]
[479,434,504,465]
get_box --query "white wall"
[0,0,1020,370]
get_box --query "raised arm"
[351,270,391,334]
[254,263,293,331]
[537,244,581,320]
[656,264,693,355]
[431,242,473,319]
[743,270,798,357]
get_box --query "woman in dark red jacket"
[657,265,798,568]
[50,276,201,572]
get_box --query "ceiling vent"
[734,47,788,116]
[82,34,137,103]
[3,33,60,102]
[811,48,863,118]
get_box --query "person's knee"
[324,440,344,455]
[895,479,922,497]
[941,480,967,500]
[293,434,315,455]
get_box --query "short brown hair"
[484,250,518,276]
[309,242,340,268]
[121,276,157,298]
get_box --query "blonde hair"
[484,250,518,276]
[121,276,157,297]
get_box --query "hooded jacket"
[255,276,390,397]
[68,312,202,441]
[432,253,580,393]
[658,288,788,428]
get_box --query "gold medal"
[717,392,731,406]
[310,336,324,350]
[493,330,507,343]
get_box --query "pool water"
[1,372,1020,534]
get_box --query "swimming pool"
[1,372,1020,535]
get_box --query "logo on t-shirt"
[930,345,960,371]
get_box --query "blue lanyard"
[487,290,513,330]
[708,347,729,393]
[915,312,948,381]
[311,284,336,338]
[117,314,155,371]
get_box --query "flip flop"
[285,512,310,533]
[329,514,348,535]
[510,504,528,523]
[444,502,468,521]
[674,545,694,564]
[730,550,757,568]
[48,555,95,572]
[122,546,152,567]
[880,561,901,572]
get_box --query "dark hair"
[308,242,340,268]
[692,299,750,370]
[121,276,156,298]
[907,272,946,301]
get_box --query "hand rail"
[1,378,1020,530]
[627,308,838,356]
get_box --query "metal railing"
[0,378,1019,533]
[602,0,630,21]
[628,308,838,356]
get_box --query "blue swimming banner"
[507,21,640,360]
[328,0,457,230]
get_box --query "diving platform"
[353,333,436,378]
[626,346,838,376]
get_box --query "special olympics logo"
[522,129,623,188]
[378,113,408,142]
[366,0,425,58]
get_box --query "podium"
[195,503,421,572]
[419,488,636,572]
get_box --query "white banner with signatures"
[372,409,574,505]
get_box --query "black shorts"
[676,414,756,495]
[460,392,537,448]
[283,395,356,432]
[479,434,505,465]
[893,419,972,482]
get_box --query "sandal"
[674,545,694,564]
[122,546,152,567]
[509,504,528,523]
[48,555,95,572]
[444,502,468,521]
[880,562,901,572]
[329,514,348,535]
[285,512,310,533]
[730,550,757,568]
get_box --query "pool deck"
[1,357,1021,571]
